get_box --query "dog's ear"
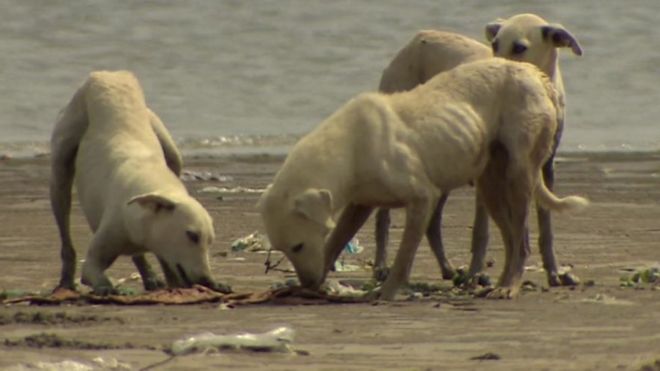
[541,24,583,56]
[293,189,335,229]
[484,19,504,42]
[128,193,177,213]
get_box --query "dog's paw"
[558,272,580,286]
[483,286,519,300]
[372,266,390,282]
[212,282,233,294]
[441,265,456,281]
[547,272,580,287]
[142,277,166,291]
[91,285,118,296]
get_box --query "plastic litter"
[180,170,233,182]
[199,186,265,194]
[322,280,366,297]
[5,357,130,371]
[170,326,295,355]
[343,238,363,254]
[231,232,270,252]
[620,265,659,287]
[333,238,363,272]
[333,261,362,272]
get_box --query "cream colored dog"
[260,58,588,300]
[50,70,226,295]
[373,13,583,287]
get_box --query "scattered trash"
[231,232,270,253]
[332,238,364,272]
[180,170,233,182]
[451,269,491,288]
[580,293,635,306]
[333,260,362,272]
[270,279,300,290]
[470,352,501,361]
[264,250,294,274]
[521,280,538,292]
[321,280,366,297]
[5,357,132,371]
[199,186,265,194]
[169,326,295,355]
[344,238,363,254]
[4,360,94,371]
[620,265,659,287]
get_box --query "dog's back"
[379,30,491,93]
[70,71,178,226]
[380,59,559,189]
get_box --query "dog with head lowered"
[50,70,228,295]
[260,58,587,300]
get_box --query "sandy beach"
[0,152,659,370]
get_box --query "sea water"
[1,0,658,157]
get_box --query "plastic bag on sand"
[171,326,295,355]
[230,232,270,252]
[5,357,130,371]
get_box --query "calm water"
[1,0,659,157]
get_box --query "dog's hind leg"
[50,88,88,291]
[379,196,434,300]
[536,156,578,286]
[325,204,373,274]
[425,193,455,279]
[373,208,391,281]
[486,168,533,299]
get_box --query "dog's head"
[485,13,582,71]
[259,187,335,289]
[127,192,217,289]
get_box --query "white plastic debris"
[230,232,270,252]
[343,238,363,254]
[5,357,130,371]
[333,260,362,272]
[322,280,366,297]
[199,186,265,194]
[171,326,295,355]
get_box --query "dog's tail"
[534,172,589,212]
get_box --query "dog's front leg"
[132,255,165,291]
[378,198,433,300]
[81,227,121,295]
[373,208,391,281]
[324,204,373,274]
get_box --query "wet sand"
[0,153,659,370]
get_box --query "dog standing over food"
[260,58,588,300]
[50,70,228,294]
[373,13,583,287]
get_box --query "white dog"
[260,58,588,300]
[372,13,583,287]
[50,70,227,294]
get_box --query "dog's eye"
[512,42,527,55]
[291,243,304,253]
[491,40,499,54]
[186,231,200,244]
